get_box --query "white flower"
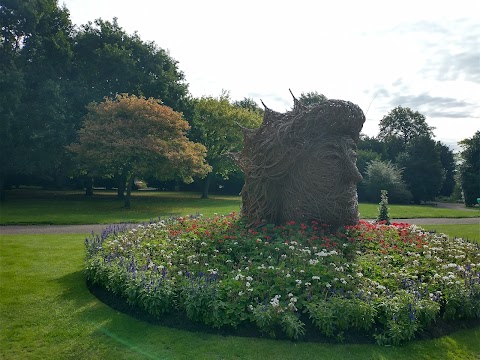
[325,283,331,288]
[246,276,253,281]
[270,295,281,307]
[286,273,291,278]
[312,276,320,280]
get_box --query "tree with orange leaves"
[69,94,211,208]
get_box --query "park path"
[0,217,478,235]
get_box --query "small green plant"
[376,190,390,225]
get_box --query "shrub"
[85,215,480,343]
[360,160,412,204]
[376,190,390,225]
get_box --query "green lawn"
[419,224,480,244]
[1,189,478,225]
[1,233,479,360]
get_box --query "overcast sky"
[62,0,479,150]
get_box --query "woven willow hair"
[235,93,365,228]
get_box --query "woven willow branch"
[234,94,365,228]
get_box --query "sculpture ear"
[260,99,282,126]
[289,88,305,114]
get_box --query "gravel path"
[0,218,478,235]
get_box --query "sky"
[62,0,480,151]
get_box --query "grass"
[418,224,480,244]
[1,233,479,360]
[1,189,478,225]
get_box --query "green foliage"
[68,95,211,207]
[86,215,480,343]
[232,97,264,116]
[459,131,480,206]
[360,160,412,204]
[397,136,444,203]
[73,18,190,115]
[436,142,456,197]
[307,297,376,338]
[376,190,390,224]
[297,91,328,107]
[190,93,262,197]
[0,0,75,195]
[378,106,434,145]
[356,149,381,176]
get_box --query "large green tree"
[436,142,456,197]
[190,93,262,198]
[379,106,435,162]
[379,106,434,144]
[69,94,210,208]
[72,18,191,116]
[0,0,74,198]
[458,131,480,206]
[397,136,444,203]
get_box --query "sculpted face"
[237,97,365,228]
[281,136,363,227]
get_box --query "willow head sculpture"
[236,94,365,228]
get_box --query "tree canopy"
[378,106,434,145]
[68,94,210,207]
[73,18,192,116]
[190,93,262,198]
[397,136,444,203]
[0,0,75,198]
[297,91,327,107]
[458,131,480,206]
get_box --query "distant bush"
[359,160,412,204]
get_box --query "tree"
[0,0,74,198]
[73,18,191,116]
[378,106,434,145]
[436,142,456,197]
[397,136,444,203]
[68,94,210,208]
[232,97,264,116]
[298,91,327,107]
[359,160,412,204]
[190,93,262,198]
[458,131,480,206]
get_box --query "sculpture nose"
[345,160,363,184]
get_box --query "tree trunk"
[124,173,135,208]
[201,172,213,199]
[115,171,126,199]
[0,174,6,202]
[85,177,93,196]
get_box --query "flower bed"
[85,214,480,345]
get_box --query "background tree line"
[1,0,478,206]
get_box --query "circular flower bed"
[85,213,480,345]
